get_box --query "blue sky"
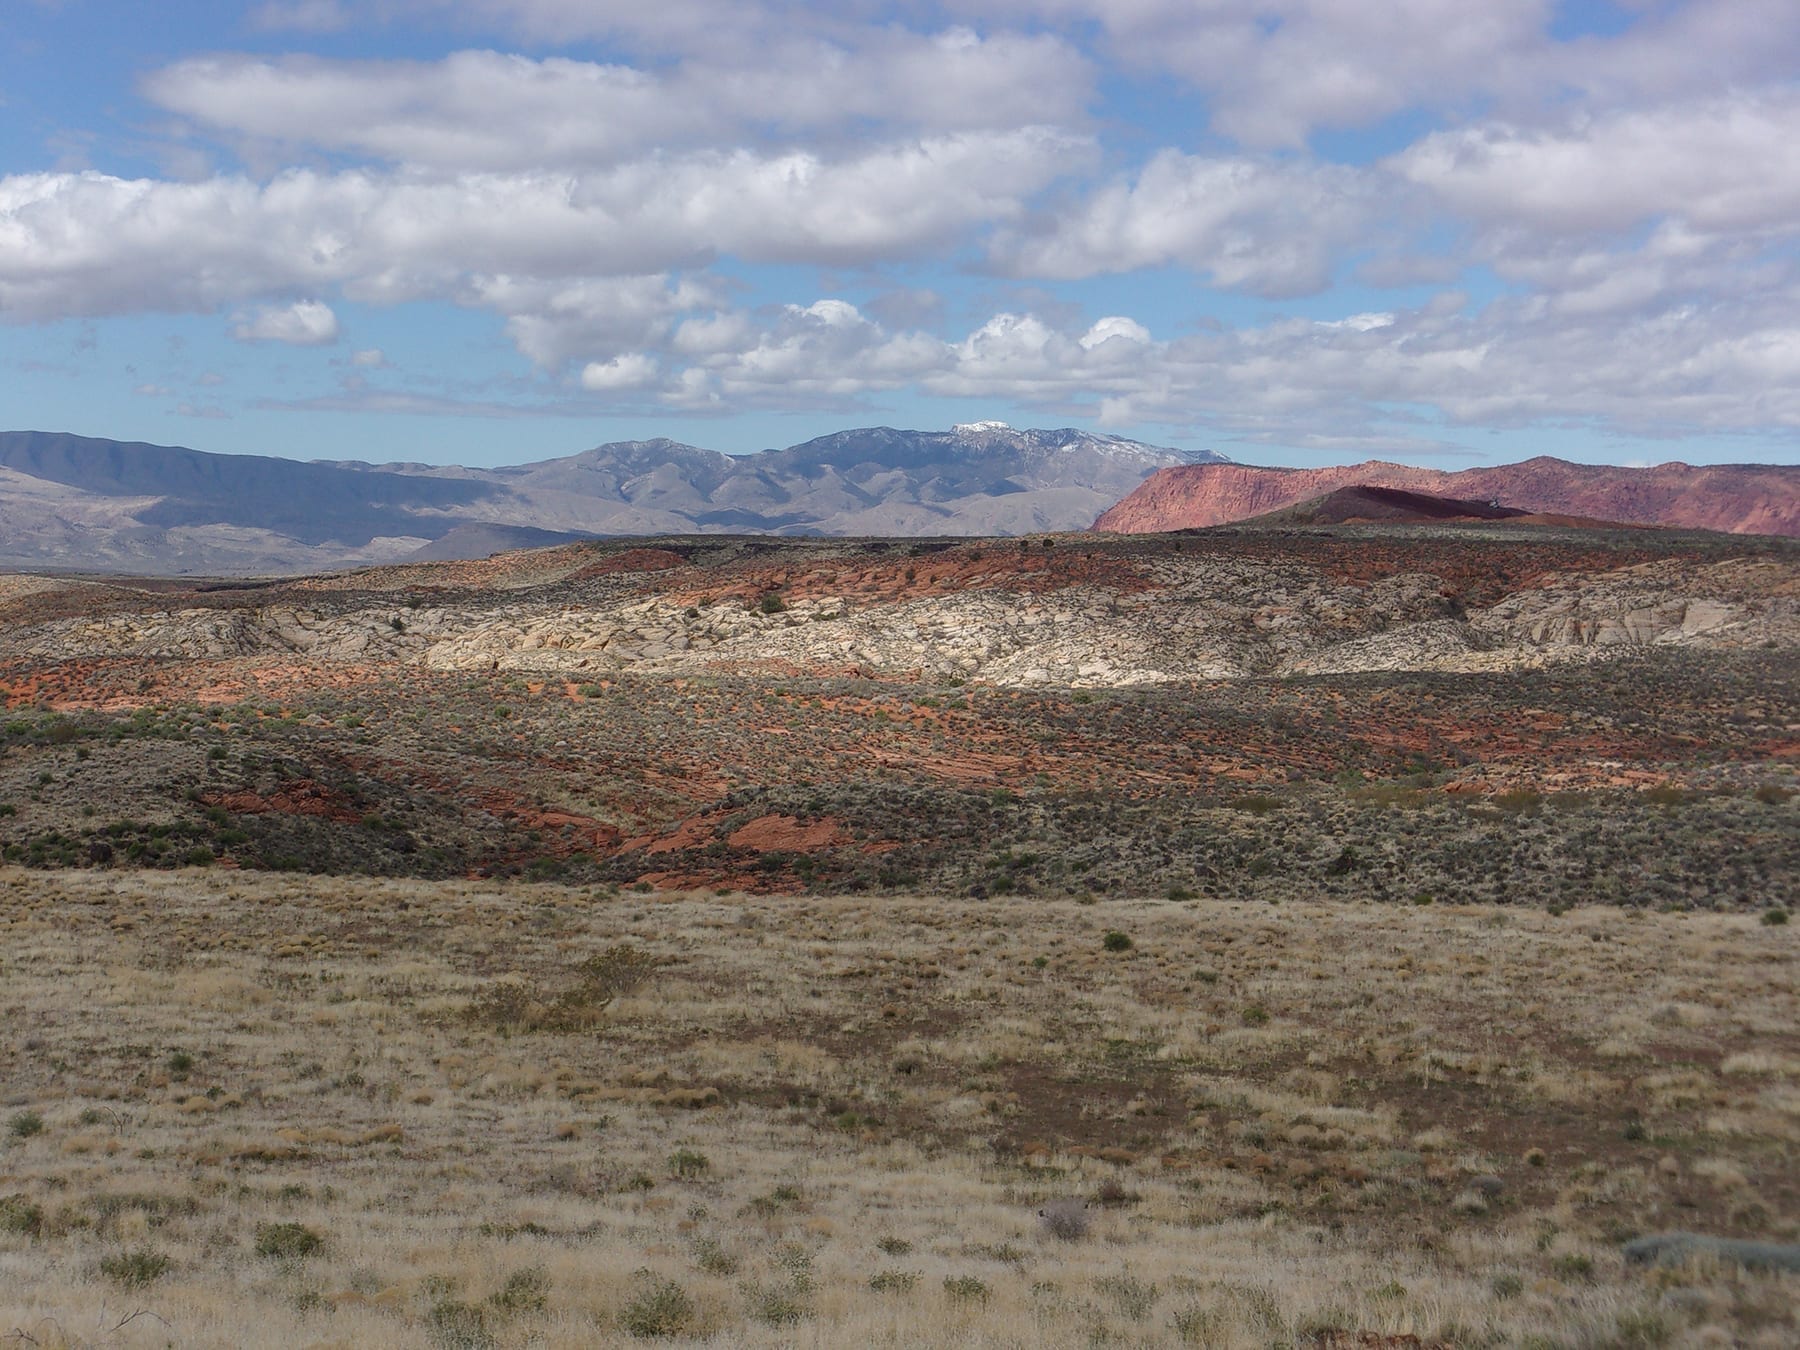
[3,0,1799,468]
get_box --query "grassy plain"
[2,868,1795,1347]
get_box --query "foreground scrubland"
[2,869,1794,1348]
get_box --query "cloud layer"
[3,1,1799,456]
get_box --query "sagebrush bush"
[255,1221,325,1260]
[7,1111,44,1139]
[465,944,655,1032]
[620,1272,695,1338]
[99,1247,171,1287]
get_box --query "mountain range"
[1095,458,1800,537]
[0,424,1214,575]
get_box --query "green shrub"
[0,1194,44,1237]
[99,1247,171,1287]
[7,1111,44,1139]
[255,1222,325,1260]
[943,1275,990,1303]
[1552,1253,1594,1283]
[669,1148,710,1179]
[620,1272,695,1338]
[869,1270,918,1293]
[743,1282,808,1326]
[428,1300,495,1350]
[487,1264,550,1316]
[1102,931,1133,952]
[1763,908,1790,926]
[690,1236,738,1275]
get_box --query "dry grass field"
[2,868,1794,1348]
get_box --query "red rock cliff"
[1093,457,1800,536]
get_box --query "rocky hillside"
[3,524,1791,689]
[0,522,1792,907]
[1243,485,1531,526]
[1094,458,1800,537]
[0,424,1213,574]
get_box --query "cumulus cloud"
[566,287,1800,440]
[579,351,659,390]
[1396,90,1800,237]
[230,299,340,345]
[956,0,1800,149]
[0,128,1082,327]
[145,33,1090,171]
[992,150,1376,295]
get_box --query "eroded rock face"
[5,534,1792,688]
[1094,459,1800,536]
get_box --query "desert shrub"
[1763,908,1790,926]
[7,1111,44,1139]
[758,593,787,615]
[0,1194,44,1237]
[875,1235,913,1256]
[869,1270,918,1293]
[620,1272,695,1338]
[742,1183,803,1217]
[1102,930,1133,952]
[255,1222,325,1260]
[99,1247,171,1287]
[668,1148,710,1179]
[690,1236,739,1275]
[1038,1199,1091,1241]
[466,944,655,1032]
[1552,1253,1594,1283]
[429,1300,495,1350]
[487,1264,550,1315]
[743,1281,808,1326]
[943,1274,990,1303]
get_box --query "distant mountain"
[0,424,1216,575]
[1094,458,1800,537]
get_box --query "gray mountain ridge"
[0,424,1220,576]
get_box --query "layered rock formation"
[1094,458,1800,537]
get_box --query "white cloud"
[954,0,1800,149]
[1396,90,1800,236]
[552,285,1800,442]
[579,351,659,390]
[143,33,1090,172]
[1079,316,1150,349]
[0,129,1082,328]
[351,347,387,367]
[231,299,340,345]
[991,151,1375,296]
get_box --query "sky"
[3,1,1800,469]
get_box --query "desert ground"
[0,522,1795,1346]
[2,869,1796,1348]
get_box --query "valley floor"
[1,870,1795,1347]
